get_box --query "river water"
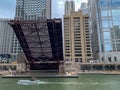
[0,75,120,90]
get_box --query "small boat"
[17,80,45,85]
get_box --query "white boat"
[17,80,45,85]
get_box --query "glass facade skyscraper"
[79,2,89,15]
[15,0,51,20]
[11,0,52,62]
[0,19,12,54]
[89,0,120,63]
[0,18,21,62]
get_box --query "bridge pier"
[103,65,105,71]
[115,64,118,70]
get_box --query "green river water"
[0,75,120,90]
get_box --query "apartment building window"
[74,31,80,33]
[65,51,70,53]
[65,54,70,56]
[86,33,89,36]
[74,39,81,41]
[73,17,80,19]
[114,57,117,62]
[86,37,89,39]
[74,33,80,36]
[74,35,81,38]
[85,31,89,33]
[80,59,82,63]
[65,48,70,50]
[86,39,90,41]
[75,54,82,56]
[75,45,81,47]
[65,46,70,47]
[75,58,79,62]
[87,48,90,50]
[74,42,81,44]
[74,37,80,39]
[86,42,90,44]
[87,51,91,53]
[102,57,104,62]
[75,51,81,53]
[74,28,80,30]
[87,54,91,56]
[75,48,81,50]
[86,45,90,47]
[108,57,111,62]
[65,42,69,44]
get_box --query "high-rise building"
[111,26,120,51]
[79,3,89,15]
[80,2,88,9]
[0,18,21,62]
[64,11,93,65]
[15,0,51,20]
[65,0,75,15]
[88,0,120,63]
[10,29,23,61]
[11,0,52,62]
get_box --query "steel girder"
[9,19,63,70]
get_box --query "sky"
[0,0,87,19]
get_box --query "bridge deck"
[9,19,63,70]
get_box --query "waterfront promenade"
[1,70,120,78]
[1,71,79,78]
[1,63,120,78]
[78,70,120,75]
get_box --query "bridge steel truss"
[9,19,63,70]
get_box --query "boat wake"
[17,80,46,85]
[17,79,120,86]
[17,80,100,86]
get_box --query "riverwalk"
[78,70,120,75]
[1,71,79,78]
[1,70,120,78]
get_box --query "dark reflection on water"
[0,75,120,90]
